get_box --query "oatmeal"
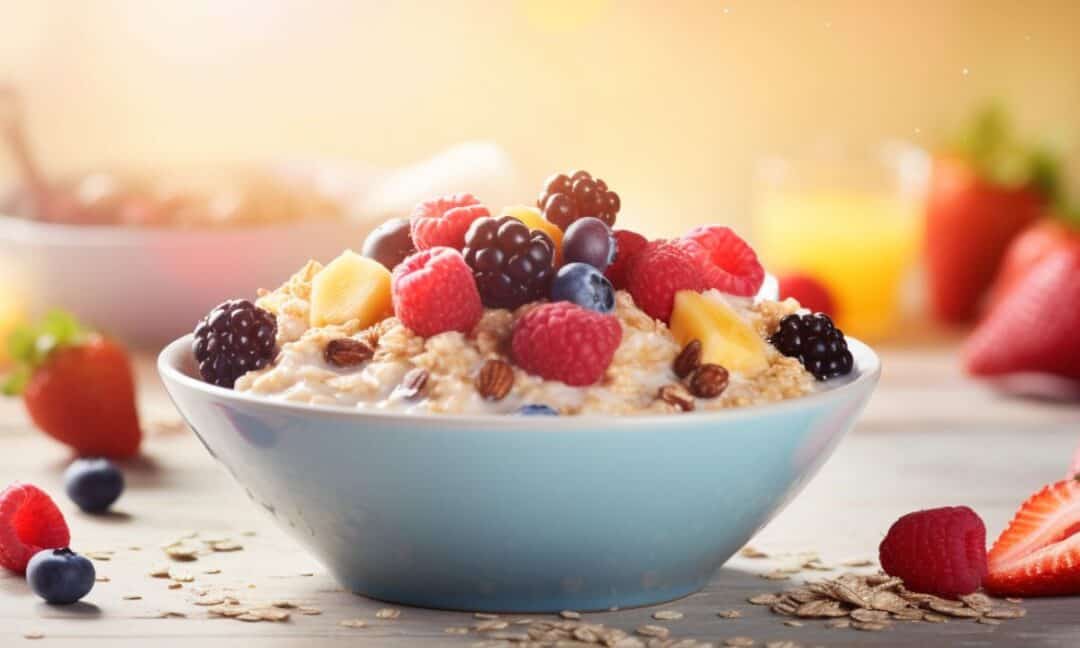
[234,263,816,415]
[193,174,857,413]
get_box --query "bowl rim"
[158,332,881,429]
[0,212,364,245]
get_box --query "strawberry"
[963,246,1080,382]
[987,217,1080,312]
[3,312,141,458]
[925,107,1059,324]
[986,478,1080,597]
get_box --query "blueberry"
[64,458,124,513]
[550,263,616,314]
[26,548,95,605]
[562,217,617,270]
[516,404,559,416]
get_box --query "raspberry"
[679,226,765,296]
[193,300,277,389]
[604,229,648,290]
[409,193,490,250]
[511,302,622,386]
[0,483,71,574]
[626,240,705,323]
[537,170,620,230]
[879,506,988,598]
[462,216,555,309]
[392,247,483,337]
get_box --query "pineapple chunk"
[669,290,769,376]
[501,205,564,262]
[310,250,393,329]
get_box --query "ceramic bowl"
[0,215,369,348]
[159,334,879,612]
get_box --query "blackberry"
[769,313,854,381]
[193,299,277,388]
[462,216,556,309]
[537,170,620,230]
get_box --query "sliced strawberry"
[985,478,1080,596]
[0,483,71,574]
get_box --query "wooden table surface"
[1,343,1078,647]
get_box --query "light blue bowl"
[159,335,879,612]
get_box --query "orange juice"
[755,190,920,341]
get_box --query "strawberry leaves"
[2,310,86,396]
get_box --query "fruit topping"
[672,339,702,379]
[537,170,620,230]
[604,229,648,290]
[310,250,394,329]
[0,483,70,574]
[986,478,1080,597]
[879,506,988,598]
[500,205,564,261]
[626,241,705,323]
[516,404,558,416]
[511,302,622,387]
[462,216,556,309]
[194,299,278,389]
[778,273,837,318]
[678,226,765,296]
[64,458,124,514]
[409,193,490,250]
[361,217,416,270]
[5,312,142,457]
[562,216,617,270]
[392,247,483,337]
[770,313,854,381]
[670,291,769,377]
[26,548,95,605]
[550,262,616,314]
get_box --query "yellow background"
[1,0,1077,235]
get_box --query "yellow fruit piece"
[501,205,564,263]
[310,250,393,329]
[0,293,25,368]
[669,290,768,376]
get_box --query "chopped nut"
[168,582,182,590]
[397,368,429,400]
[673,339,702,378]
[325,338,374,367]
[689,363,729,398]
[658,384,695,411]
[476,359,514,401]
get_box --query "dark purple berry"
[26,548,95,605]
[64,458,123,513]
[361,217,415,270]
[562,217,617,271]
[462,216,555,309]
[537,169,619,230]
[193,300,277,388]
[769,313,854,381]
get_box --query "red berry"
[511,302,622,386]
[778,273,838,317]
[879,506,988,598]
[626,241,705,323]
[679,226,765,296]
[0,483,71,574]
[409,193,490,250]
[605,229,648,290]
[392,247,483,337]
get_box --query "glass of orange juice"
[753,143,927,341]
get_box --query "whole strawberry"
[3,312,141,458]
[511,302,622,386]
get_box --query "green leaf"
[6,325,37,364]
[1,309,89,397]
[40,310,84,347]
[1,366,30,396]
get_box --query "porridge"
[192,169,855,415]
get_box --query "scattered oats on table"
[473,620,509,632]
[559,609,582,620]
[635,624,670,639]
[724,637,756,647]
[339,619,368,629]
[652,609,684,621]
[473,612,500,620]
[122,594,142,601]
[375,608,401,619]
[23,632,44,640]
[739,546,769,559]
[718,609,744,618]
